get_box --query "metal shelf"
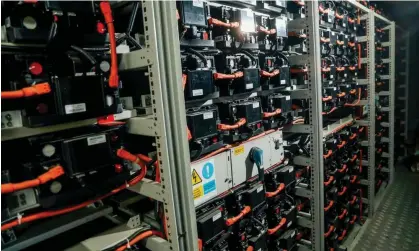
[3,206,113,251]
[1,118,97,141]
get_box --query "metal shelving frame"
[374,14,396,187]
[122,1,198,251]
[403,31,409,141]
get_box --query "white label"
[252,102,260,108]
[191,158,217,206]
[192,89,203,96]
[87,134,106,146]
[344,74,347,77]
[343,23,346,27]
[65,103,86,114]
[330,75,334,79]
[287,221,292,227]
[257,186,264,193]
[333,87,337,91]
[286,96,290,100]
[291,231,296,238]
[192,0,204,8]
[281,80,286,85]
[246,83,254,89]
[203,112,214,120]
[289,167,294,172]
[212,212,222,222]
[258,249,262,251]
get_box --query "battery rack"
[372,12,395,212]
[0,1,399,251]
[394,26,409,161]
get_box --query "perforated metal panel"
[354,171,419,251]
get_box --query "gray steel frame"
[404,31,410,140]
[125,1,198,250]
[305,2,325,250]
[367,11,377,217]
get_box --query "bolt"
[7,122,13,127]
[5,114,12,121]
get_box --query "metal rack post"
[388,22,396,184]
[125,1,199,250]
[367,11,376,217]
[306,2,325,250]
[404,31,410,143]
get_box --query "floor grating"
[353,170,419,251]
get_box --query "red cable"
[100,1,119,88]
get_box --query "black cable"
[239,50,258,67]
[47,22,57,44]
[272,51,290,66]
[70,45,97,66]
[127,2,140,34]
[187,48,208,67]
[190,142,205,161]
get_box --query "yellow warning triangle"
[192,169,202,186]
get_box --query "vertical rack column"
[366,11,376,217]
[306,2,325,251]
[139,1,198,250]
[388,22,396,184]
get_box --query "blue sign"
[202,162,214,179]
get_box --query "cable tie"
[17,213,22,225]
[126,238,131,249]
[126,181,130,188]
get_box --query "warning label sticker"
[192,169,202,186]
[191,158,217,206]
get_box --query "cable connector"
[1,83,51,99]
[38,166,65,184]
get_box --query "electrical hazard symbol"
[192,169,202,186]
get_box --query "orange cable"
[338,209,347,219]
[324,225,335,237]
[338,186,347,196]
[266,183,285,198]
[218,118,246,131]
[324,176,334,186]
[260,69,280,78]
[1,82,51,99]
[324,201,334,212]
[267,218,287,235]
[115,230,164,251]
[100,1,119,88]
[323,150,333,159]
[263,109,282,118]
[226,206,251,226]
[214,71,243,80]
[208,18,239,28]
[1,165,64,194]
[344,88,361,106]
[2,158,147,231]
